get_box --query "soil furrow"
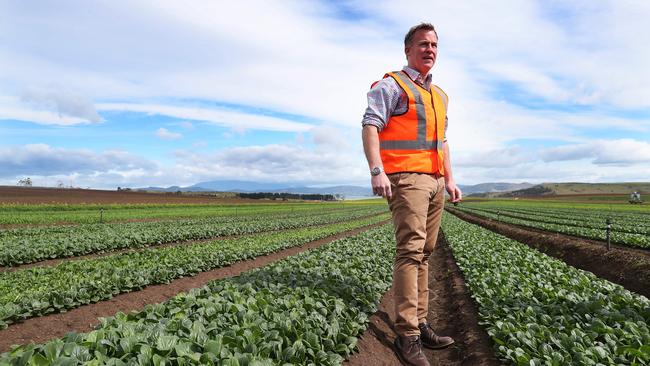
[447,207,650,299]
[345,231,501,366]
[0,220,389,353]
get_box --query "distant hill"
[461,182,534,196]
[497,182,650,197]
[143,180,537,199]
[139,180,372,198]
[189,180,294,192]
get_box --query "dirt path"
[345,232,502,366]
[0,220,389,353]
[447,208,650,299]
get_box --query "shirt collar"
[402,66,432,89]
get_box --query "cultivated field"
[1,188,649,365]
[452,199,650,248]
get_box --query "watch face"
[371,167,381,176]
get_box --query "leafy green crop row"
[442,214,650,365]
[0,213,390,329]
[459,204,650,235]
[0,202,386,225]
[0,206,386,266]
[460,199,650,214]
[452,205,650,249]
[0,224,395,365]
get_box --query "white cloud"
[155,127,182,140]
[0,96,92,126]
[480,63,572,103]
[311,126,350,149]
[173,144,367,184]
[20,86,102,123]
[1,1,649,187]
[541,139,650,166]
[3,1,649,115]
[0,144,157,177]
[98,103,314,133]
[456,146,531,168]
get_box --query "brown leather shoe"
[418,323,455,349]
[394,335,430,366]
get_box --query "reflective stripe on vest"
[378,70,447,174]
[379,71,445,151]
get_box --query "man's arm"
[362,125,392,199]
[443,141,462,202]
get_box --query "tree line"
[238,192,338,201]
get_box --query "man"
[361,23,462,366]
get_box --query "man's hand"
[445,180,462,203]
[372,173,392,199]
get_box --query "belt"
[387,172,443,179]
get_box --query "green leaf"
[204,339,222,356]
[152,354,167,366]
[28,353,47,366]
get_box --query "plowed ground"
[0,186,263,204]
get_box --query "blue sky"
[1,0,649,189]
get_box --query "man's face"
[405,30,438,75]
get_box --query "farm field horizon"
[0,187,648,365]
[3,2,650,364]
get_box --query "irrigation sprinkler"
[605,218,612,251]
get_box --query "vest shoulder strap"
[430,84,448,111]
[384,71,401,79]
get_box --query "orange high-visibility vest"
[378,71,448,175]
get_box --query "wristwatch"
[370,167,383,176]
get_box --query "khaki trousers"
[387,172,445,336]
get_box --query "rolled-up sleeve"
[361,78,400,131]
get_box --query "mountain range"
[138,180,534,198]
